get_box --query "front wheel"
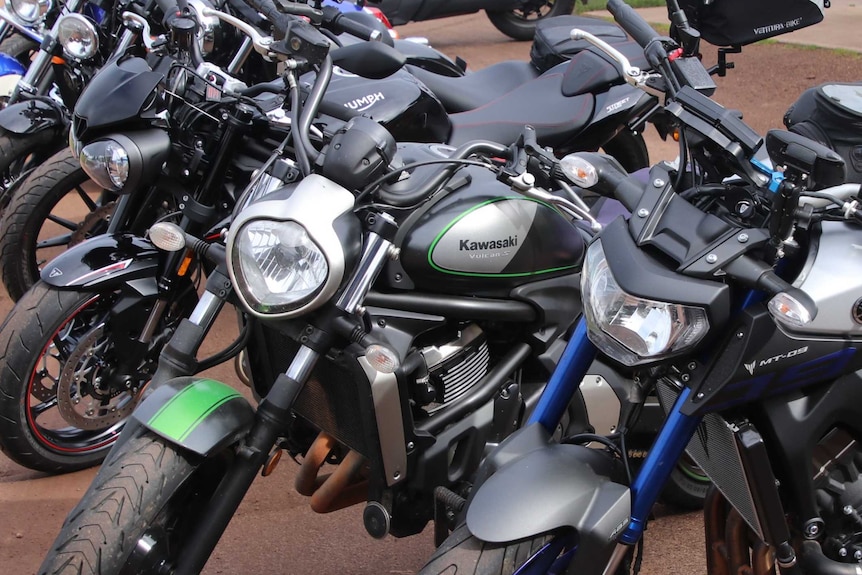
[0,281,196,473]
[419,525,565,575]
[0,146,116,301]
[486,0,576,41]
[39,430,230,575]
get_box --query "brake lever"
[199,7,285,63]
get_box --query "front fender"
[134,377,254,456]
[465,424,630,572]
[0,99,67,135]
[41,233,162,295]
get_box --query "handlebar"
[321,5,382,42]
[606,0,662,49]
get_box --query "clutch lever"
[199,7,285,63]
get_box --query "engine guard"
[466,423,630,571]
[41,233,162,295]
[134,377,254,456]
[0,98,67,135]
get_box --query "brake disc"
[56,322,138,430]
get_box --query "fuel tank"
[313,67,450,143]
[385,144,587,296]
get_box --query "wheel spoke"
[45,213,80,231]
[31,397,59,417]
[75,185,98,210]
[37,233,73,249]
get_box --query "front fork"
[171,218,399,574]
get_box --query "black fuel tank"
[313,67,450,143]
[389,144,586,296]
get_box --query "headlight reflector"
[57,14,99,60]
[9,0,49,25]
[582,240,709,366]
[80,140,129,191]
[232,219,329,314]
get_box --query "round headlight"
[80,140,129,191]
[9,0,50,25]
[57,14,99,60]
[232,219,329,315]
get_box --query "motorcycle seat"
[447,60,594,148]
[406,60,540,113]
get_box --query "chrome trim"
[0,7,44,43]
[580,374,621,436]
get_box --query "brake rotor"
[69,202,116,247]
[56,322,138,430]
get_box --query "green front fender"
[133,377,254,456]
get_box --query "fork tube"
[227,36,253,74]
[526,318,596,432]
[619,386,703,544]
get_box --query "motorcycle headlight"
[231,219,329,314]
[9,0,50,25]
[80,139,129,191]
[581,240,709,366]
[78,130,170,193]
[57,14,99,60]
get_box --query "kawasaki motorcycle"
[36,4,605,571]
[416,2,862,574]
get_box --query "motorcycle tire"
[0,281,196,473]
[0,128,58,217]
[486,0,576,42]
[661,455,712,511]
[0,146,114,302]
[39,429,230,575]
[601,130,650,174]
[0,33,38,67]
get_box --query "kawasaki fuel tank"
[313,67,450,143]
[387,144,587,296]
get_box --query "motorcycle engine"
[812,427,862,563]
[419,324,490,413]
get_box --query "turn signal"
[365,345,400,374]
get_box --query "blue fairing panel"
[0,52,25,77]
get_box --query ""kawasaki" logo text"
[459,236,518,251]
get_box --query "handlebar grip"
[244,0,292,36]
[331,11,382,42]
[606,0,662,48]
[155,0,181,19]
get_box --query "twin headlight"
[581,240,709,366]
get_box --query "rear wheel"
[0,146,115,301]
[39,430,231,575]
[601,130,650,173]
[486,1,576,41]
[0,281,196,473]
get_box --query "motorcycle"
[369,0,576,41]
[415,1,862,574]
[0,0,57,93]
[36,2,607,571]
[0,0,656,303]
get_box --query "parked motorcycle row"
[1,0,862,573]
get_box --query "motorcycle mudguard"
[41,233,162,295]
[0,99,66,135]
[133,377,254,456]
[466,424,630,572]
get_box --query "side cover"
[134,377,254,456]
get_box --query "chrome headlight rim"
[8,0,50,25]
[79,138,130,192]
[581,239,710,367]
[57,13,99,60]
[230,217,331,316]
